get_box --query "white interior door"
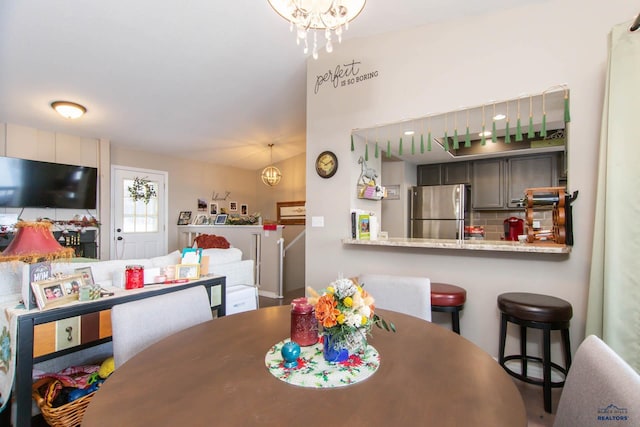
[111,166,167,260]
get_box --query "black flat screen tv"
[0,156,98,209]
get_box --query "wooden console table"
[10,275,226,427]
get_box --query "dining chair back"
[358,274,431,321]
[553,335,640,427]
[111,285,213,368]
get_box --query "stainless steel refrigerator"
[410,184,469,239]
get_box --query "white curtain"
[586,19,640,373]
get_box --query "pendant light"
[261,144,282,187]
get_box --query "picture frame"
[181,247,203,264]
[277,201,306,225]
[175,264,200,280]
[385,184,401,200]
[197,198,208,212]
[193,214,208,225]
[75,266,95,287]
[214,214,228,225]
[229,201,238,212]
[240,204,248,215]
[31,274,83,310]
[209,202,218,215]
[177,211,192,225]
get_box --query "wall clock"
[315,151,338,178]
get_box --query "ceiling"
[353,87,568,165]
[0,0,547,171]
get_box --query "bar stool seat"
[498,292,572,414]
[430,283,466,334]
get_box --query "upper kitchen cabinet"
[417,164,442,186]
[507,154,558,208]
[472,159,504,209]
[443,162,471,185]
[472,153,560,209]
[417,162,471,186]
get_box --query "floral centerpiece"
[308,277,395,362]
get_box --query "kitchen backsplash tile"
[470,209,554,241]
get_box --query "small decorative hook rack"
[211,191,231,201]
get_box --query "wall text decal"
[314,60,379,94]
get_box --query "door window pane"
[122,180,159,233]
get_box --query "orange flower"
[315,294,340,328]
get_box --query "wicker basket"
[32,387,96,427]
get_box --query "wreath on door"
[128,177,157,204]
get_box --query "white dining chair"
[553,335,640,427]
[111,285,213,368]
[358,274,431,321]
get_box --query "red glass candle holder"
[290,298,318,346]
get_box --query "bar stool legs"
[430,283,466,335]
[497,292,573,414]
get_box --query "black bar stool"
[497,292,572,413]
[431,283,466,334]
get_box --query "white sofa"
[49,248,258,315]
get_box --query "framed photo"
[209,202,218,215]
[385,184,401,200]
[240,204,248,215]
[229,201,238,212]
[193,214,208,225]
[214,214,228,225]
[197,198,208,211]
[277,201,306,225]
[175,264,200,280]
[31,274,83,310]
[75,266,95,287]
[181,247,203,264]
[177,211,192,225]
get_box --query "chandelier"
[267,0,366,59]
[261,144,282,186]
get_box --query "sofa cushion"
[201,248,242,265]
[150,250,181,268]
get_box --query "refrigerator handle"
[456,185,465,241]
[409,187,414,237]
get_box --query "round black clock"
[315,151,338,179]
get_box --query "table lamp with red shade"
[0,221,74,308]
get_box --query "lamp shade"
[0,221,74,263]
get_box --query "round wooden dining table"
[82,306,526,426]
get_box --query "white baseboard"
[258,289,283,299]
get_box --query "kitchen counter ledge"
[342,238,571,254]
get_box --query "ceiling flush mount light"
[51,101,87,119]
[267,0,366,59]
[261,143,282,187]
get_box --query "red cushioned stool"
[498,292,572,414]
[430,283,466,334]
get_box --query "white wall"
[111,145,259,252]
[305,0,638,359]
[253,152,306,222]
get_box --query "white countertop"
[342,237,571,254]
